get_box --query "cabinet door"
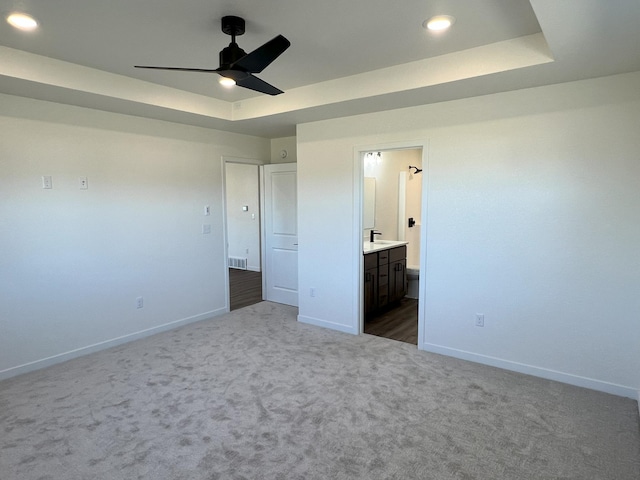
[389,245,406,263]
[364,267,378,318]
[389,259,406,303]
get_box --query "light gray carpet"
[1,302,639,480]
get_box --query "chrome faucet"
[370,230,382,243]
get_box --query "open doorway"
[224,160,263,311]
[360,147,425,345]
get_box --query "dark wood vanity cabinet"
[364,254,378,318]
[388,246,407,304]
[364,245,406,319]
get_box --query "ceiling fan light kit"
[6,12,39,31]
[424,15,455,32]
[135,15,290,96]
[219,77,236,87]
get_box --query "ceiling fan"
[135,16,290,96]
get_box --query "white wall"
[404,154,422,269]
[270,136,297,164]
[0,94,270,378]
[297,72,640,398]
[225,163,261,271]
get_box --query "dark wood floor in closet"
[229,268,263,311]
[364,297,418,345]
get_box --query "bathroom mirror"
[363,177,376,230]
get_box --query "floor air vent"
[228,257,248,270]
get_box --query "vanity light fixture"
[6,12,39,31]
[364,151,382,167]
[423,15,455,32]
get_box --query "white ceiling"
[1,0,639,138]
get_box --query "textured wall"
[0,94,269,377]
[297,72,640,397]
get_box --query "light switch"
[242,205,249,212]
[204,205,210,216]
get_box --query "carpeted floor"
[1,302,639,480]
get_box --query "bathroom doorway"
[360,146,426,346]
[223,157,265,311]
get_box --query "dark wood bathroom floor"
[229,268,263,311]
[364,297,418,345]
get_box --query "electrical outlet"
[136,296,144,309]
[202,224,211,234]
[42,176,52,189]
[475,314,485,327]
[79,176,88,189]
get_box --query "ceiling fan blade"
[232,35,290,73]
[236,74,284,96]
[135,65,218,73]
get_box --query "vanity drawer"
[364,253,378,270]
[378,265,389,286]
[389,245,406,263]
[378,250,390,265]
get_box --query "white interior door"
[262,164,298,306]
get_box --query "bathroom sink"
[363,239,408,254]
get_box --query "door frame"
[221,156,267,312]
[353,140,429,349]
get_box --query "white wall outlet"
[202,224,211,234]
[310,287,316,297]
[204,205,210,216]
[475,314,485,327]
[42,176,52,189]
[79,176,88,189]
[136,296,144,309]
[242,205,249,211]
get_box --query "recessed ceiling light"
[6,12,39,31]
[423,15,455,32]
[219,77,236,87]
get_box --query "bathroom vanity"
[363,241,408,319]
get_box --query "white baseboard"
[0,307,228,381]
[421,343,638,400]
[298,314,358,335]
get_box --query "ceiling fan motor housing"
[219,43,247,68]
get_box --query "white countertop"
[363,240,408,254]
